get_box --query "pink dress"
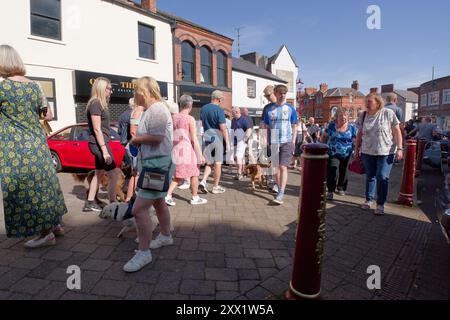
[172,113,200,179]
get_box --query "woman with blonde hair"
[321,107,358,200]
[0,44,67,247]
[83,77,120,211]
[123,76,175,273]
[354,93,403,215]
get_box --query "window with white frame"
[420,94,427,106]
[443,89,450,104]
[30,0,61,40]
[247,79,256,98]
[428,91,439,106]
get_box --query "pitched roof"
[394,89,418,103]
[232,58,288,83]
[268,45,299,68]
[323,88,365,98]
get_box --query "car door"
[46,127,73,168]
[72,125,95,169]
[108,128,125,167]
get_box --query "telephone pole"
[235,27,244,57]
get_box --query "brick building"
[300,81,365,124]
[158,11,233,119]
[412,75,450,130]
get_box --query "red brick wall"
[418,76,450,118]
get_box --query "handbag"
[349,156,365,174]
[137,160,173,192]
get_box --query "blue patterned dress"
[0,79,67,237]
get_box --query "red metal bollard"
[415,138,427,177]
[285,143,328,300]
[397,139,417,207]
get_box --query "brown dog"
[72,170,126,202]
[244,163,271,190]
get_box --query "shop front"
[74,70,168,123]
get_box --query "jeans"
[327,155,351,193]
[361,153,395,206]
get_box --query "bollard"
[285,143,328,300]
[397,139,417,207]
[415,138,427,177]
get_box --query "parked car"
[436,173,450,242]
[47,123,125,172]
[423,139,450,175]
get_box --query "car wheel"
[51,151,62,172]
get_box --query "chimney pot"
[351,80,360,91]
[141,0,157,13]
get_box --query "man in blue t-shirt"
[261,84,298,205]
[199,90,230,194]
[231,107,252,180]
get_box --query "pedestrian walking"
[291,118,308,171]
[231,107,252,180]
[407,116,437,142]
[0,44,67,247]
[261,84,298,205]
[241,107,256,164]
[306,117,320,143]
[165,95,207,206]
[123,76,175,273]
[354,93,403,215]
[199,90,230,194]
[83,77,120,211]
[321,107,358,200]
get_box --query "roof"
[232,58,288,83]
[323,88,365,98]
[394,89,418,103]
[268,45,299,68]
[419,75,450,87]
[158,10,233,42]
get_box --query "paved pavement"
[0,164,449,300]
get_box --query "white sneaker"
[360,201,373,210]
[271,184,279,194]
[24,233,56,248]
[212,185,226,194]
[178,181,190,190]
[165,196,176,206]
[190,197,208,205]
[150,233,174,249]
[199,181,209,193]
[123,251,152,273]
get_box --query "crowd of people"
[0,44,444,273]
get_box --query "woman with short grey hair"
[165,95,207,206]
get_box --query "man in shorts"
[231,107,252,180]
[261,85,298,205]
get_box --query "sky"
[157,0,450,93]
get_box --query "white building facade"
[1,0,174,131]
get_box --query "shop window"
[181,41,195,82]
[30,0,61,40]
[138,23,155,60]
[217,51,227,87]
[29,77,58,120]
[200,46,212,84]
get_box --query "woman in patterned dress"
[0,44,67,247]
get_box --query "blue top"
[200,103,226,143]
[263,103,298,144]
[326,121,358,158]
[385,103,404,123]
[231,116,252,145]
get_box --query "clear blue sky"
[157,0,450,93]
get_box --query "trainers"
[212,185,226,194]
[53,224,65,237]
[327,192,334,200]
[360,200,373,210]
[178,181,191,190]
[150,233,174,249]
[271,184,279,194]
[337,189,346,196]
[199,181,209,193]
[165,196,176,206]
[190,197,208,205]
[374,205,385,216]
[123,251,152,273]
[24,233,56,248]
[83,200,102,212]
[272,193,284,205]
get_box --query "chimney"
[240,52,259,65]
[305,87,317,95]
[258,55,269,69]
[370,87,379,94]
[351,80,359,91]
[319,83,328,92]
[141,0,157,13]
[381,84,394,93]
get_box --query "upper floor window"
[420,93,427,107]
[181,41,195,82]
[217,51,227,87]
[200,46,212,84]
[443,89,450,105]
[138,23,155,60]
[428,91,439,106]
[247,79,256,98]
[30,0,61,40]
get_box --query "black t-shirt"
[87,99,111,144]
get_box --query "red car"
[47,123,125,172]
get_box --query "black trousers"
[327,155,351,193]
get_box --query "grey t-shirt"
[137,102,173,159]
[417,122,435,141]
[357,108,400,156]
[87,99,111,144]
